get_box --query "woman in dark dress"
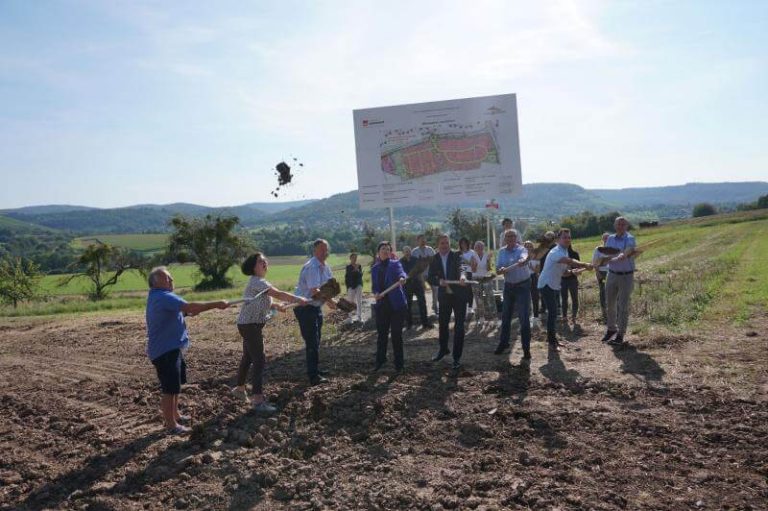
[371,241,407,371]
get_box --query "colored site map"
[380,123,499,180]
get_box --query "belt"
[609,270,634,275]
[505,277,531,287]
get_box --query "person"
[470,240,496,324]
[294,239,335,385]
[537,229,593,351]
[499,218,513,249]
[602,217,636,345]
[427,234,471,370]
[458,237,476,315]
[495,229,532,359]
[344,253,364,323]
[400,246,428,329]
[560,237,581,324]
[232,253,309,414]
[537,231,557,317]
[411,234,438,316]
[591,232,611,322]
[371,241,408,371]
[145,266,230,434]
[523,241,540,320]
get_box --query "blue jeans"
[499,279,532,351]
[294,305,323,380]
[541,285,559,342]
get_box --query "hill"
[4,181,766,234]
[591,181,768,207]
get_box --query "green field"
[73,234,169,252]
[5,210,768,320]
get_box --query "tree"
[692,203,717,218]
[60,244,148,300]
[757,194,768,210]
[446,209,486,245]
[167,215,251,290]
[0,257,42,308]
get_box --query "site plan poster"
[353,94,522,210]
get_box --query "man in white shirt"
[537,229,593,349]
[411,234,438,316]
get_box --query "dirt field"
[1,302,766,510]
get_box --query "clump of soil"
[271,158,303,198]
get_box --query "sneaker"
[167,425,191,435]
[600,330,617,343]
[452,360,462,371]
[493,344,509,355]
[253,401,277,416]
[309,375,328,386]
[608,335,625,346]
[231,387,249,403]
[431,349,450,362]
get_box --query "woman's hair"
[241,252,263,276]
[376,241,392,253]
[459,237,470,251]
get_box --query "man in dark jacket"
[427,233,471,370]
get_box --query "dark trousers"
[530,273,540,317]
[560,277,579,319]
[294,305,323,380]
[438,294,467,362]
[406,280,429,327]
[375,306,405,369]
[499,279,532,351]
[541,285,559,341]
[597,271,607,320]
[236,323,265,394]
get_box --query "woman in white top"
[470,241,496,323]
[459,238,477,315]
[524,241,541,319]
[233,252,308,414]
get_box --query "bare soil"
[1,304,766,510]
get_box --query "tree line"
[3,195,768,308]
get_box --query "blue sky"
[0,0,766,208]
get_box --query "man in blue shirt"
[538,229,593,350]
[294,239,335,385]
[146,266,230,434]
[495,229,532,358]
[601,217,637,345]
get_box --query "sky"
[0,0,766,209]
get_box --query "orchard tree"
[692,203,717,218]
[447,209,486,245]
[167,215,251,290]
[61,244,148,300]
[0,257,42,308]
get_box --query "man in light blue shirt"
[602,217,637,345]
[294,239,335,385]
[495,229,533,358]
[145,266,229,434]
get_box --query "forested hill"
[2,181,766,234]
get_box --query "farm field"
[0,212,767,510]
[37,254,372,297]
[73,234,170,253]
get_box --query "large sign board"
[353,94,522,209]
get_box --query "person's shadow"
[539,343,583,392]
[485,356,531,405]
[610,343,666,387]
